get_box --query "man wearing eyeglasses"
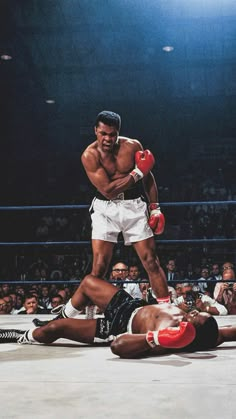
[110,262,142,299]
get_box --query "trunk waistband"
[95,189,142,201]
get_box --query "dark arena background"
[0,2,236,418]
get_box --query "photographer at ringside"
[174,283,227,316]
[214,262,236,314]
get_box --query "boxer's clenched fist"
[130,150,155,183]
[146,322,196,349]
[148,203,165,235]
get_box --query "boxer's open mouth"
[103,142,112,148]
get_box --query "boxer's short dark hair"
[95,111,121,131]
[184,316,219,352]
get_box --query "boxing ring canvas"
[0,315,235,419]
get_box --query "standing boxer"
[82,110,167,299]
[33,110,168,327]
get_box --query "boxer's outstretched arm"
[217,325,236,346]
[110,333,169,358]
[111,322,196,358]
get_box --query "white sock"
[64,299,81,318]
[28,328,41,343]
[18,328,41,345]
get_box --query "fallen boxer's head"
[182,311,219,351]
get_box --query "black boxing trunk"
[95,289,148,341]
[95,182,143,201]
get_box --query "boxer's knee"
[80,274,101,294]
[37,322,61,344]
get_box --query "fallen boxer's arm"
[110,322,196,358]
[110,333,168,358]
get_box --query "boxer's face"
[95,122,119,152]
[183,310,210,328]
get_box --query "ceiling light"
[45,99,55,104]
[1,54,12,61]
[162,46,174,52]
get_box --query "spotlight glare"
[162,46,174,52]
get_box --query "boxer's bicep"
[218,325,236,346]
[86,166,111,193]
[81,152,111,195]
[82,150,135,199]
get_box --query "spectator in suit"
[17,295,48,315]
[39,286,51,310]
[165,259,179,287]
[211,263,222,282]
[196,266,214,295]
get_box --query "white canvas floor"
[0,314,236,419]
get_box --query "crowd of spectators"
[0,258,235,317]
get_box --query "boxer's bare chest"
[133,305,184,333]
[99,145,134,179]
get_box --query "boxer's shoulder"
[82,140,98,156]
[118,136,142,150]
[81,142,100,166]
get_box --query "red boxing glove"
[130,150,155,183]
[148,203,165,235]
[146,322,196,349]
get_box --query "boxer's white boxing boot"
[33,299,82,326]
[17,328,41,344]
[32,304,67,327]
[0,328,41,344]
